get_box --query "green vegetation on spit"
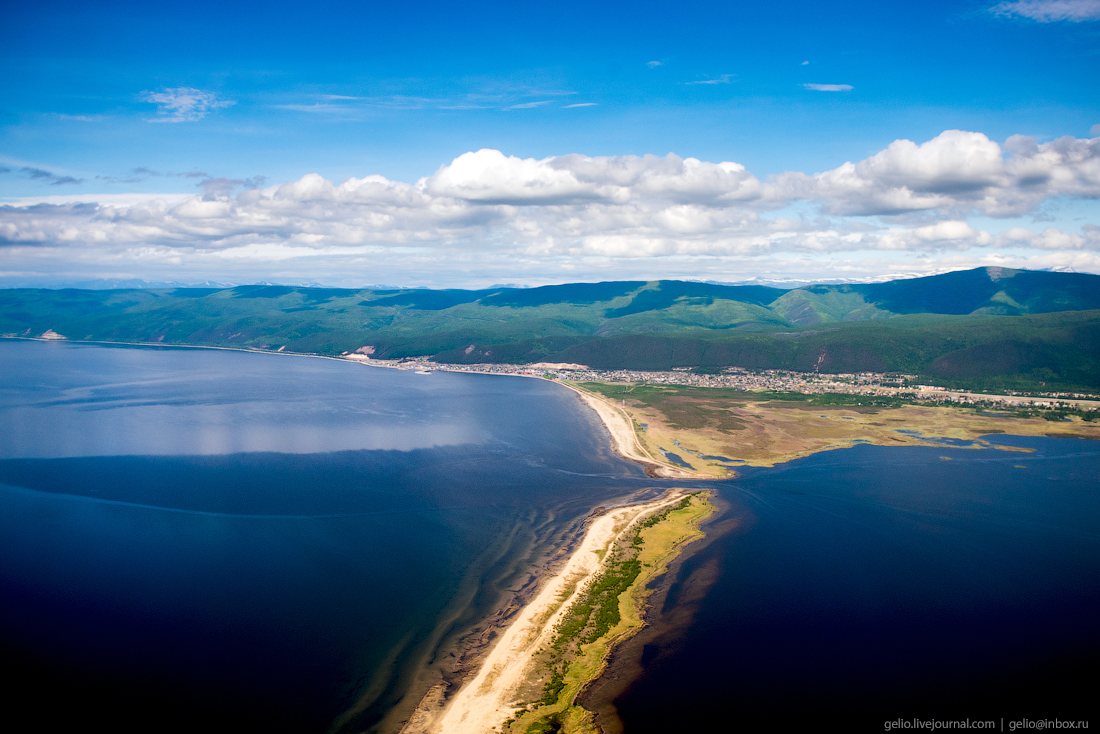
[504,494,712,734]
[2,267,1099,391]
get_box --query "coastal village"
[344,354,1100,412]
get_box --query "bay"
[0,340,650,732]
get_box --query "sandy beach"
[404,492,686,734]
[560,383,697,479]
[396,379,707,734]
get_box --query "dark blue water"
[606,436,1100,728]
[0,341,651,733]
[5,341,1098,732]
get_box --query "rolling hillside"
[2,267,1098,391]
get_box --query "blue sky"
[2,0,1099,286]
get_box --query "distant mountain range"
[2,267,1098,391]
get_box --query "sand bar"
[560,383,697,479]
[414,493,686,734]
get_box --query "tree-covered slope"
[2,268,1098,390]
[774,267,1100,325]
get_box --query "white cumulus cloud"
[796,129,1100,217]
[1,128,1098,285]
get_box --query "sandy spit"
[405,493,686,734]
[559,384,696,479]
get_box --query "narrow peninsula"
[403,487,714,734]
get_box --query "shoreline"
[11,335,1098,410]
[328,506,600,734]
[555,382,703,480]
[401,490,696,734]
[0,335,361,364]
[575,380,1100,470]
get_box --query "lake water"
[601,436,1100,729]
[0,341,652,732]
[2,341,1097,731]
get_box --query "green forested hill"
[2,267,1098,391]
[773,268,1100,325]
